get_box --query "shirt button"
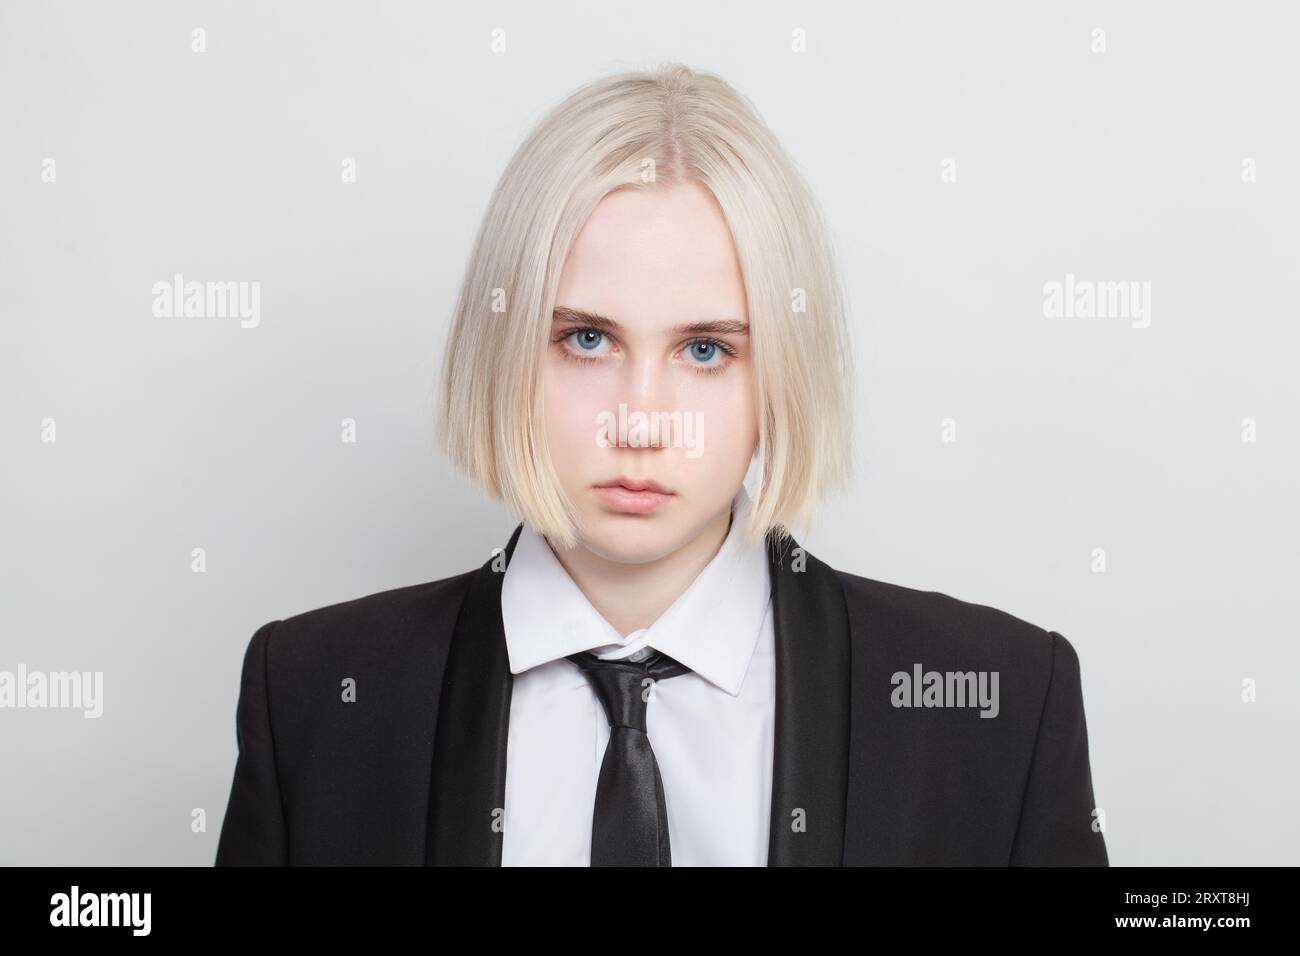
[626,646,654,662]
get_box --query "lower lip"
[593,485,675,514]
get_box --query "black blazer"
[215,524,1108,866]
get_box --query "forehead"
[555,181,748,328]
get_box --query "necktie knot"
[565,649,691,733]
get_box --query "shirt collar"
[499,486,770,697]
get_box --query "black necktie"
[565,647,692,866]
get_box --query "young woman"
[215,64,1107,867]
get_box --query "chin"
[572,509,693,565]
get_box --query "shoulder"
[272,571,475,640]
[833,568,1080,695]
[245,570,477,682]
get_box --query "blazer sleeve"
[1009,630,1109,865]
[214,619,288,865]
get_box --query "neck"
[547,507,734,637]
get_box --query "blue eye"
[567,329,611,355]
[686,340,721,365]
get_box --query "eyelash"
[553,327,738,376]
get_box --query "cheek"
[676,369,759,481]
[542,359,604,465]
[686,370,758,461]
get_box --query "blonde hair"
[438,63,854,549]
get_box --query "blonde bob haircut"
[438,63,854,550]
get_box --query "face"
[543,180,758,564]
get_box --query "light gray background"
[2,0,1296,865]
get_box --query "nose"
[617,351,674,449]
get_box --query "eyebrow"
[552,306,749,338]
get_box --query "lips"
[591,477,676,514]
[593,476,674,495]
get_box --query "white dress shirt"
[499,485,776,866]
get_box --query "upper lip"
[594,476,675,495]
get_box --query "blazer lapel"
[425,524,522,865]
[424,523,852,866]
[765,531,851,865]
